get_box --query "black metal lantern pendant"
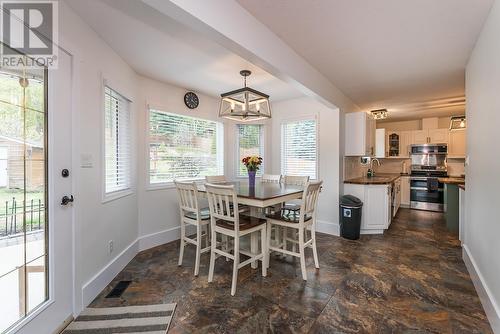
[219,70,271,121]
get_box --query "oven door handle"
[411,187,444,192]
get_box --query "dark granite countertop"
[344,173,401,185]
[438,177,465,186]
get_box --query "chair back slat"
[300,181,323,219]
[261,174,281,183]
[282,175,310,186]
[205,175,227,184]
[174,180,199,216]
[205,183,240,232]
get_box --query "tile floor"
[90,209,492,333]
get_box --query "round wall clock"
[184,91,199,109]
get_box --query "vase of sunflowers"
[242,156,262,188]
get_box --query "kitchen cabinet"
[400,176,410,207]
[411,129,448,145]
[412,130,428,144]
[428,128,448,144]
[459,187,465,244]
[375,128,386,158]
[393,178,401,217]
[386,131,400,157]
[375,129,412,158]
[399,131,412,157]
[448,129,466,158]
[344,183,391,233]
[345,112,376,156]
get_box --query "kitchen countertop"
[438,177,465,186]
[344,173,401,185]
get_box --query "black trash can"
[339,195,363,240]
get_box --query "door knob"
[61,195,74,206]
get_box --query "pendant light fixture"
[449,115,466,130]
[370,109,388,120]
[219,70,271,121]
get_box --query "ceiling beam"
[141,0,360,113]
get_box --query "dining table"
[197,180,305,269]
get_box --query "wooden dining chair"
[205,183,268,296]
[281,175,310,186]
[266,181,323,280]
[205,175,227,184]
[281,175,310,216]
[175,180,211,276]
[261,174,281,184]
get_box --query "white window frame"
[146,107,224,190]
[102,84,133,203]
[280,115,319,180]
[234,123,265,179]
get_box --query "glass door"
[388,132,400,156]
[0,46,48,333]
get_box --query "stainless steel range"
[410,144,448,212]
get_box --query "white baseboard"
[463,245,500,332]
[361,229,384,235]
[317,220,340,236]
[80,225,182,310]
[81,238,139,308]
[138,226,181,252]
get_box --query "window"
[148,109,224,185]
[236,124,264,177]
[281,118,317,179]
[104,86,131,195]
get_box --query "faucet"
[367,158,380,177]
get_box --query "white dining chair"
[281,175,310,186]
[205,175,227,184]
[205,183,268,296]
[266,181,323,280]
[261,174,281,184]
[281,175,310,216]
[175,180,211,276]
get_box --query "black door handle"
[61,195,74,206]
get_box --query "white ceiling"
[66,0,303,102]
[236,0,493,120]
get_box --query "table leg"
[251,232,258,269]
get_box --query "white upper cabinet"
[375,128,386,158]
[448,129,467,158]
[428,128,448,144]
[412,130,428,144]
[399,131,412,157]
[411,129,448,145]
[345,112,376,156]
[375,129,412,158]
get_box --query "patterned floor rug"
[62,303,176,333]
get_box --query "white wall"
[465,0,500,330]
[59,1,276,313]
[58,0,342,320]
[270,97,341,235]
[136,76,219,240]
[59,2,139,312]
[136,75,272,242]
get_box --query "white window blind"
[237,124,264,177]
[104,86,131,194]
[281,119,317,179]
[149,110,224,184]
